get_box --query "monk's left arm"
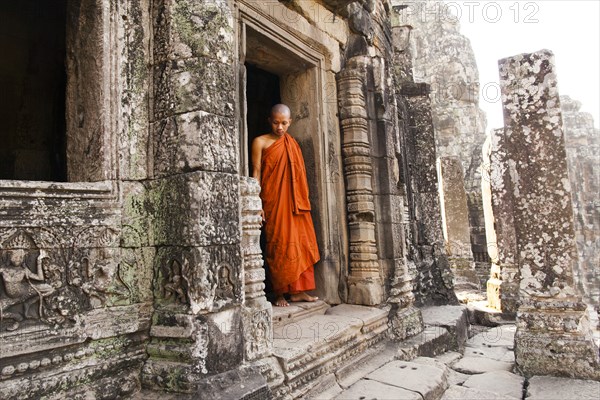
[250,138,263,184]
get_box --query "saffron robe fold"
[260,133,320,294]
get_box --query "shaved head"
[270,104,291,118]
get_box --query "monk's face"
[269,112,292,136]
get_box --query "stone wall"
[1,0,154,398]
[0,0,462,397]
[391,0,489,276]
[561,95,600,309]
[390,9,457,306]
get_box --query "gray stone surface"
[463,370,524,399]
[562,95,600,309]
[499,49,600,379]
[467,324,516,349]
[441,385,518,400]
[421,305,469,350]
[488,128,519,315]
[527,376,600,400]
[452,356,514,374]
[367,360,448,400]
[335,380,422,400]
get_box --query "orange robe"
[260,133,320,295]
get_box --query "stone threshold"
[272,300,330,330]
[271,304,389,399]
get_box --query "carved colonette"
[240,177,272,362]
[337,56,384,306]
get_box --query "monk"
[251,104,320,307]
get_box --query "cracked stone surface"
[328,322,600,400]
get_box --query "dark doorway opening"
[245,62,281,175]
[0,0,67,181]
[245,62,282,299]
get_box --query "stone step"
[301,341,398,399]
[271,304,389,399]
[421,305,469,352]
[272,300,330,330]
[335,358,449,400]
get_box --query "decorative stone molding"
[337,56,384,306]
[240,177,272,362]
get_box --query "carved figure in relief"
[0,232,55,331]
[251,104,320,307]
[215,264,234,301]
[81,248,130,308]
[163,259,189,304]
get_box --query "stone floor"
[306,316,600,400]
[135,302,600,399]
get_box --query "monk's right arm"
[251,138,263,184]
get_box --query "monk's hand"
[260,209,266,225]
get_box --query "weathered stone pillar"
[437,157,477,290]
[488,128,519,315]
[240,177,272,361]
[481,134,501,310]
[337,56,384,306]
[499,49,600,378]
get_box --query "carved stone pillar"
[499,49,599,379]
[488,128,520,315]
[337,56,383,306]
[240,177,272,362]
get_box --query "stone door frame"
[235,0,348,303]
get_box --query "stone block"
[0,181,120,229]
[335,379,421,400]
[117,0,151,181]
[149,171,240,247]
[441,385,518,400]
[527,376,600,400]
[153,245,242,314]
[451,356,514,375]
[335,341,397,389]
[421,305,469,350]
[153,58,235,120]
[152,111,238,177]
[196,308,244,375]
[121,181,153,248]
[396,326,452,360]
[152,0,234,64]
[463,370,524,399]
[366,360,448,400]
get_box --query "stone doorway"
[0,0,67,181]
[239,14,346,304]
[244,63,281,174]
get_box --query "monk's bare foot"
[274,295,289,307]
[289,292,318,303]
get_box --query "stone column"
[240,177,272,362]
[481,134,501,310]
[499,49,600,379]
[437,157,477,290]
[337,56,384,306]
[488,128,519,315]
